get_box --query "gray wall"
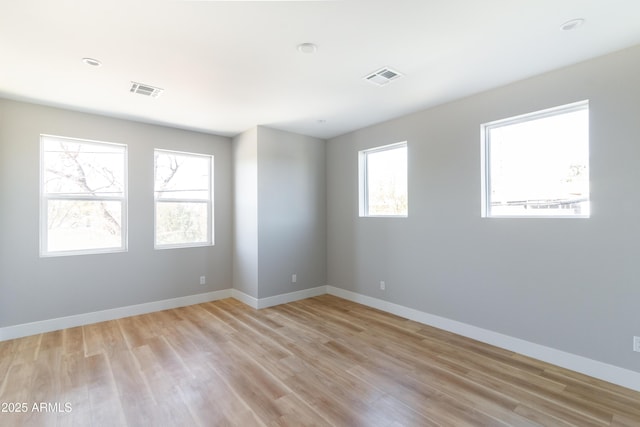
[232,127,259,298]
[3,43,637,375]
[0,99,233,327]
[232,126,326,300]
[257,126,326,298]
[327,45,640,372]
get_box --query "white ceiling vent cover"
[364,67,403,86]
[130,81,164,98]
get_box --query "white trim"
[231,289,259,309]
[359,141,408,217]
[484,99,589,129]
[256,286,327,309]
[326,286,640,392]
[231,286,327,309]
[3,283,638,392]
[40,135,128,257]
[0,286,325,341]
[0,289,231,342]
[481,100,590,219]
[153,149,214,249]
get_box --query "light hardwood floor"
[1,295,639,426]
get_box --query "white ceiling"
[1,0,639,139]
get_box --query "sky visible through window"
[42,137,126,254]
[154,150,213,247]
[487,106,589,217]
[365,144,407,216]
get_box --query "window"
[154,150,213,248]
[359,142,408,217]
[481,101,589,218]
[40,135,127,256]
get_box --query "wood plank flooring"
[1,295,639,426]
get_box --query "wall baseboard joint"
[326,286,640,392]
[0,289,232,342]
[0,286,327,340]
[2,284,638,393]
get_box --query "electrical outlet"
[200,276,206,285]
[380,281,386,291]
[634,336,640,353]
[292,274,297,283]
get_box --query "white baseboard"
[0,289,232,342]
[256,286,327,309]
[232,286,327,309]
[326,286,640,392]
[231,289,259,309]
[0,286,325,341]
[3,283,638,392]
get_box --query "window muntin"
[359,142,408,217]
[154,149,213,248]
[40,135,127,256]
[482,101,589,218]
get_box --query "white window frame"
[154,149,214,249]
[481,101,590,219]
[359,141,408,218]
[40,135,128,257]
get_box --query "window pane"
[155,152,211,200]
[156,202,209,246]
[41,135,127,256]
[154,150,213,248]
[363,144,408,216]
[43,138,125,197]
[47,200,123,252]
[485,103,589,217]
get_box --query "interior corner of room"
[1,2,640,400]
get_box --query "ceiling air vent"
[364,67,403,86]
[130,81,164,98]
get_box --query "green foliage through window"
[41,135,127,256]
[154,150,213,248]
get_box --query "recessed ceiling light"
[297,43,318,54]
[561,18,585,31]
[317,119,326,124]
[82,57,102,67]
